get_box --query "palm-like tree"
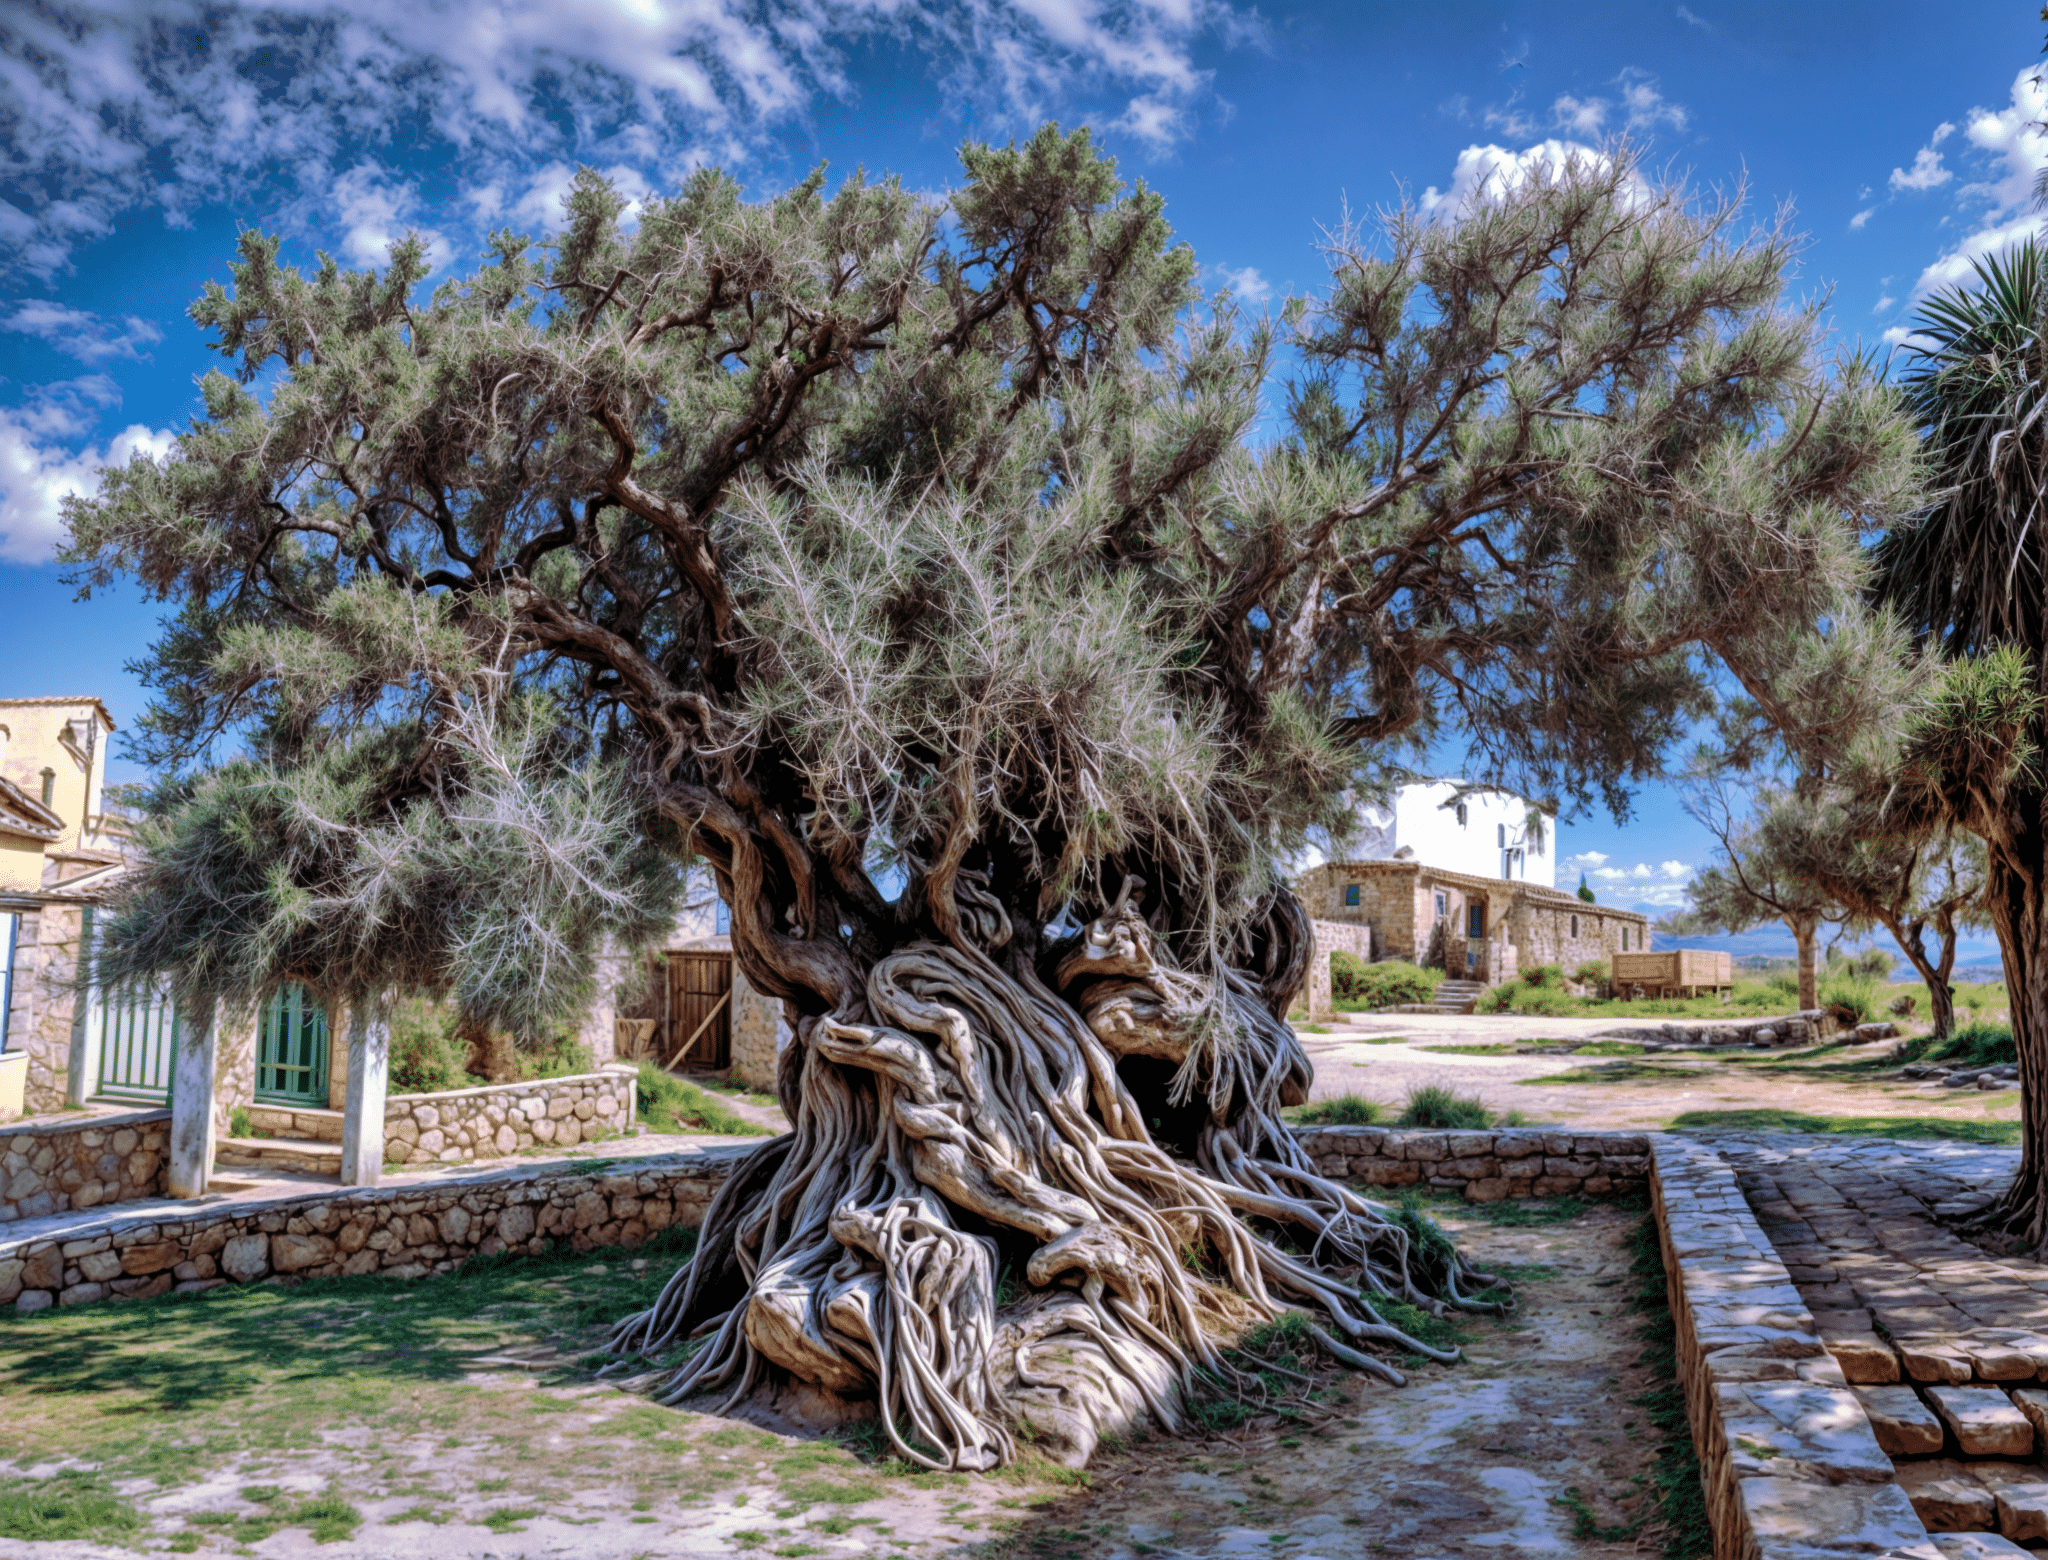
[1874,240,2048,1249]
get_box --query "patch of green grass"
[0,1471,143,1545]
[388,1504,451,1524]
[1552,1486,1636,1542]
[1521,1061,1671,1086]
[1396,1084,1491,1129]
[636,1062,772,1135]
[1571,1041,1645,1057]
[483,1505,541,1532]
[1414,1043,1519,1056]
[1627,1214,1711,1558]
[689,1074,783,1110]
[0,1222,702,1488]
[1474,1197,1587,1228]
[778,1478,888,1506]
[1892,1021,2016,1070]
[1284,1093,1385,1126]
[1667,1108,2020,1144]
[1353,1034,1412,1044]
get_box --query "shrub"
[1291,1094,1384,1125]
[1572,960,1610,987]
[1819,975,1878,1028]
[1522,963,1566,989]
[1926,1022,2016,1069]
[1329,949,1367,999]
[1398,1084,1492,1130]
[524,1037,596,1079]
[636,1061,771,1135]
[228,1106,251,1139]
[388,997,477,1094]
[1888,992,1918,1017]
[1476,982,1517,1015]
[1333,959,1441,1010]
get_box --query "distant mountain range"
[1650,925,2005,983]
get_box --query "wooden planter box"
[1612,949,1733,999]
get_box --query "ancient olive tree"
[66,130,1916,1465]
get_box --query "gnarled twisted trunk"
[610,857,1503,1468]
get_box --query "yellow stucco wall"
[0,698,113,856]
[0,834,44,891]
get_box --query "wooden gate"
[96,979,179,1104]
[255,984,330,1106]
[665,951,732,1069]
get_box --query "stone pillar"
[167,999,218,1198]
[340,993,390,1186]
[64,909,102,1108]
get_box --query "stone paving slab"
[1652,1136,1939,1558]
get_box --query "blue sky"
[0,0,2040,948]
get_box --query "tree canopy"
[65,128,1924,1464]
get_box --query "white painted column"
[166,998,218,1198]
[340,993,390,1186]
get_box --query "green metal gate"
[255,984,329,1106]
[96,979,179,1104]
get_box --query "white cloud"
[2,301,162,363]
[323,166,447,269]
[1902,67,2048,300]
[1659,860,1687,877]
[1420,139,1642,223]
[1551,93,1605,136]
[1207,263,1270,303]
[0,1,1252,280]
[1890,142,1953,193]
[1540,70,1683,142]
[1874,293,1895,311]
[1613,69,1685,132]
[1676,5,1710,29]
[1849,207,1875,230]
[0,378,174,563]
[1564,849,1609,867]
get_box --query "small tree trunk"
[1883,915,1957,1038]
[1981,809,2048,1253]
[1792,914,1819,1012]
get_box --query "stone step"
[214,1137,343,1176]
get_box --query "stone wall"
[0,1109,169,1224]
[1296,862,1424,960]
[1499,897,1625,976]
[382,1067,638,1166]
[1649,1136,1934,1560]
[729,964,785,1092]
[6,902,85,1113]
[1293,1124,1652,1201]
[1304,920,1373,1019]
[0,1147,744,1314]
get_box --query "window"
[1621,927,1631,951]
[1467,903,1486,939]
[1497,823,1506,847]
[1434,891,1449,920]
[1570,914,1579,939]
[1456,802,1468,827]
[1343,883,1361,907]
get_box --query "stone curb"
[1652,1136,1942,1560]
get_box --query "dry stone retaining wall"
[1650,1136,1942,1560]
[0,1109,169,1224]
[0,1147,745,1314]
[382,1067,637,1165]
[1294,1124,1651,1201]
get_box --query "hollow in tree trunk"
[609,868,1503,1468]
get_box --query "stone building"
[1296,857,1649,986]
[1293,781,1651,1012]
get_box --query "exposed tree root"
[610,888,1505,1468]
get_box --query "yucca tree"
[1874,241,2048,1247]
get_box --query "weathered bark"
[1792,913,1819,1013]
[461,1021,519,1083]
[609,872,1503,1467]
[1979,800,2048,1255]
[1882,910,1959,1039]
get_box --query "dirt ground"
[1019,1199,1667,1560]
[1293,1013,2024,1132]
[0,1199,1666,1560]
